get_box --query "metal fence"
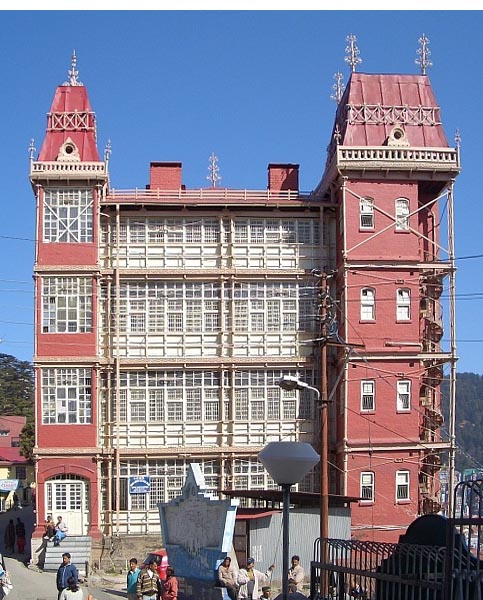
[310,480,483,600]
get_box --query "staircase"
[42,536,92,576]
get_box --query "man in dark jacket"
[56,552,79,599]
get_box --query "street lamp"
[277,375,329,589]
[258,442,319,600]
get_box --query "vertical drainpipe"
[447,180,457,517]
[341,177,349,496]
[115,204,121,534]
[34,183,41,522]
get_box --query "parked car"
[141,549,169,581]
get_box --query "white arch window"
[360,472,375,502]
[360,288,375,320]
[395,198,410,231]
[396,288,411,321]
[360,197,374,229]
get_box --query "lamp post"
[258,441,319,600]
[278,375,329,591]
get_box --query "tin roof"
[332,72,449,149]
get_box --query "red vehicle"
[141,549,169,581]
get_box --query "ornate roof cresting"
[207,152,221,188]
[415,34,432,75]
[344,34,362,72]
[63,50,83,86]
[330,71,345,104]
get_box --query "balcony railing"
[336,146,460,172]
[30,161,107,178]
[105,187,317,205]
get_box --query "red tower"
[317,72,459,540]
[30,56,108,545]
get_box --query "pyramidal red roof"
[38,77,100,162]
[335,72,449,148]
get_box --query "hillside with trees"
[442,372,483,472]
[0,353,35,459]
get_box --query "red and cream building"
[30,55,458,547]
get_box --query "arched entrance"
[45,474,90,535]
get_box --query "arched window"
[360,197,374,229]
[396,288,411,320]
[395,198,410,231]
[360,472,375,502]
[360,288,375,320]
[397,380,411,411]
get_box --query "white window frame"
[42,277,92,333]
[41,368,92,424]
[360,198,374,230]
[395,198,410,231]
[396,470,410,501]
[43,188,93,243]
[360,288,375,321]
[397,380,411,412]
[360,472,375,502]
[396,288,411,321]
[361,380,375,412]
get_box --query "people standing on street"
[54,515,69,546]
[15,517,26,553]
[3,519,15,554]
[161,567,178,600]
[238,557,275,600]
[56,552,79,600]
[59,576,84,600]
[12,492,20,510]
[127,557,140,600]
[217,556,238,600]
[136,559,160,600]
[288,555,305,592]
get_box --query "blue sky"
[1,10,482,373]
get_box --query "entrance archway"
[45,474,90,535]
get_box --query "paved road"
[1,506,126,600]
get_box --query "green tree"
[0,353,34,459]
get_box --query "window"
[43,188,93,243]
[361,380,375,411]
[41,368,92,424]
[395,198,410,231]
[42,277,92,333]
[361,288,375,320]
[360,198,374,229]
[397,380,411,411]
[396,288,411,321]
[396,470,410,501]
[16,466,26,480]
[360,472,375,502]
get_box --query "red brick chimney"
[267,163,299,191]
[148,162,183,190]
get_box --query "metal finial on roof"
[344,34,362,72]
[28,139,36,161]
[63,50,83,86]
[104,139,112,162]
[454,129,461,149]
[333,125,342,145]
[330,72,345,104]
[207,153,221,188]
[415,34,432,75]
